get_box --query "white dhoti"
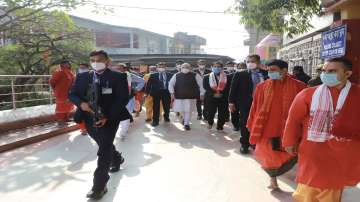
[173,99,196,125]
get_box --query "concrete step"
[0,122,78,153]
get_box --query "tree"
[229,0,322,37]
[0,10,94,75]
[0,0,92,32]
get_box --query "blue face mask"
[268,71,281,80]
[320,72,341,87]
[211,67,222,74]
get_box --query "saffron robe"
[283,84,360,189]
[50,67,75,120]
[247,75,306,176]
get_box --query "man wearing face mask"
[77,63,90,74]
[225,61,236,74]
[283,57,360,202]
[50,60,75,125]
[247,59,306,191]
[144,61,173,127]
[228,54,268,154]
[194,59,211,120]
[203,61,232,131]
[168,63,205,130]
[69,50,130,199]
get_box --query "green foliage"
[229,0,322,37]
[0,10,94,75]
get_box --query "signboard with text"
[320,25,347,59]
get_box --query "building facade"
[71,16,206,56]
[278,14,333,76]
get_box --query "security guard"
[69,50,130,199]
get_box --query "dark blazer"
[203,74,232,101]
[69,68,131,122]
[228,69,268,112]
[145,72,173,96]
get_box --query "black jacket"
[228,69,268,111]
[295,72,311,84]
[203,74,232,101]
[145,72,173,96]
[69,68,131,122]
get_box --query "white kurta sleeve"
[196,74,205,96]
[168,74,177,94]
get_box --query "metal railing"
[0,75,54,111]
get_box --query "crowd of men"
[49,50,360,201]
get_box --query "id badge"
[102,88,112,94]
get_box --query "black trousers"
[84,116,122,191]
[152,90,171,123]
[231,104,240,129]
[239,108,250,148]
[196,99,207,118]
[206,97,228,128]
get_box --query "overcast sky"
[70,0,249,62]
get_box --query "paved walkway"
[0,113,359,202]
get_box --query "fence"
[0,75,54,111]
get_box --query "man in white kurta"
[113,63,145,140]
[168,63,205,130]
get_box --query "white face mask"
[157,67,165,72]
[181,68,190,74]
[199,65,205,69]
[236,68,242,72]
[247,63,257,70]
[78,68,89,73]
[91,62,106,72]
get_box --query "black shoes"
[164,117,170,122]
[184,125,191,131]
[233,127,240,131]
[109,155,125,173]
[240,146,250,154]
[197,115,202,120]
[86,187,108,200]
[216,126,224,131]
[151,122,159,127]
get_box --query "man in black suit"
[69,50,130,199]
[144,61,173,127]
[203,61,232,131]
[228,54,268,154]
[194,59,211,120]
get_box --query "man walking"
[203,61,232,131]
[69,50,130,199]
[228,54,268,154]
[283,57,360,202]
[247,59,306,190]
[168,63,205,130]
[50,60,75,125]
[145,62,173,127]
[194,59,211,120]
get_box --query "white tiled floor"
[0,113,359,202]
